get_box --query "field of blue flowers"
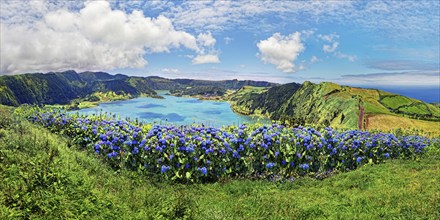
[18,106,432,183]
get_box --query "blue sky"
[1,0,439,87]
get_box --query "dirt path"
[358,106,364,130]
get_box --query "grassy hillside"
[231,81,440,131]
[0,71,158,107]
[230,83,300,116]
[231,82,360,129]
[367,114,440,137]
[1,106,439,219]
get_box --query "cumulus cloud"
[0,1,219,74]
[257,32,305,73]
[197,32,216,47]
[191,32,220,64]
[192,54,220,65]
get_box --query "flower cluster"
[27,109,431,182]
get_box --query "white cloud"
[161,68,180,74]
[323,42,339,53]
[224,37,233,45]
[319,33,340,53]
[257,32,305,73]
[367,60,439,71]
[339,71,440,86]
[192,32,220,64]
[334,52,357,62]
[317,33,339,42]
[310,56,320,63]
[0,1,221,74]
[197,32,216,48]
[317,33,355,61]
[192,54,220,65]
[301,29,316,38]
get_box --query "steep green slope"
[0,72,82,105]
[231,81,440,129]
[0,71,158,106]
[231,82,301,115]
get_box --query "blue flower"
[384,153,390,158]
[205,148,214,154]
[107,151,117,158]
[159,138,167,145]
[232,151,240,159]
[356,157,363,163]
[94,144,100,153]
[155,146,163,152]
[300,164,309,170]
[266,162,275,169]
[161,165,170,173]
[199,167,208,175]
[132,147,139,155]
[238,144,245,151]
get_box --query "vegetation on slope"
[170,86,227,98]
[231,81,440,131]
[0,71,158,107]
[1,105,439,219]
[230,83,300,116]
[231,82,360,129]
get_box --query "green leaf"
[185,172,191,179]
[175,171,182,178]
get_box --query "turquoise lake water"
[72,91,269,127]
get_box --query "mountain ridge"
[0,70,277,106]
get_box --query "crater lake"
[72,91,268,127]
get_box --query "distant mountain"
[0,71,277,106]
[139,76,278,90]
[230,81,440,130]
